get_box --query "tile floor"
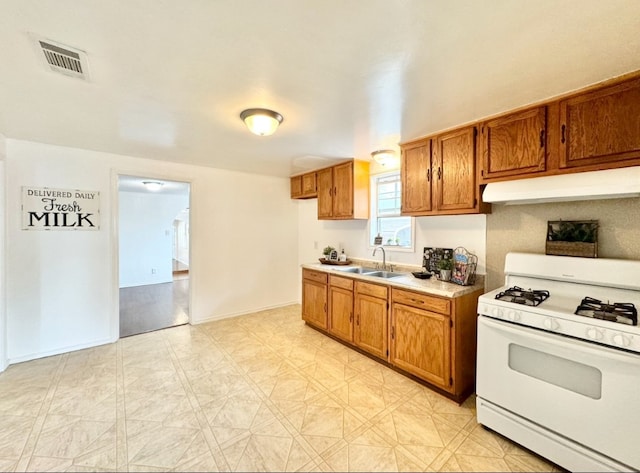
[0,304,563,472]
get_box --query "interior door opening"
[118,175,191,338]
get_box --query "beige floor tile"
[126,420,200,469]
[33,415,115,461]
[331,376,402,419]
[0,385,49,417]
[0,304,568,472]
[452,453,511,472]
[0,459,17,472]
[25,455,74,472]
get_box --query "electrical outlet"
[313,241,318,250]
[151,268,156,274]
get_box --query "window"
[369,172,414,250]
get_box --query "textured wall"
[485,197,640,290]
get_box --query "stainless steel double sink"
[335,266,406,279]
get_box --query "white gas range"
[476,252,640,472]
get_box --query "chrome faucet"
[372,245,387,271]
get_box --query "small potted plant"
[322,245,335,261]
[437,258,453,281]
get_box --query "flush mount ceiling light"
[371,149,398,166]
[142,181,164,191]
[240,108,283,136]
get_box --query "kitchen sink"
[363,271,405,279]
[336,266,378,274]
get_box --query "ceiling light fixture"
[371,149,398,167]
[142,181,164,191]
[240,108,283,136]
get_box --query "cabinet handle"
[329,187,332,196]
[333,187,337,197]
[561,124,566,144]
[426,168,431,182]
[391,326,395,339]
[350,313,353,323]
[357,314,360,325]
[410,298,424,304]
[437,167,442,180]
[539,129,545,148]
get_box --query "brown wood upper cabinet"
[317,160,369,220]
[290,172,317,199]
[401,125,485,216]
[559,76,640,170]
[401,139,432,213]
[479,106,547,183]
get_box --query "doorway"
[117,175,191,337]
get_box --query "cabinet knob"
[426,168,431,182]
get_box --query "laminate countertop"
[301,262,485,299]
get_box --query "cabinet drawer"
[391,288,451,315]
[303,269,327,284]
[330,275,354,291]
[356,281,388,299]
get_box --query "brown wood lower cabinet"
[328,275,354,342]
[354,281,388,360]
[391,287,483,400]
[301,269,483,403]
[302,269,328,330]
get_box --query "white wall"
[0,134,6,371]
[4,139,299,366]
[119,190,189,287]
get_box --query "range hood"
[483,166,640,205]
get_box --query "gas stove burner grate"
[575,297,638,326]
[495,286,550,307]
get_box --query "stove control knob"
[492,307,504,318]
[480,304,488,314]
[612,333,631,347]
[586,327,604,341]
[543,317,560,331]
[507,310,521,322]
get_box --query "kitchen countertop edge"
[301,263,485,298]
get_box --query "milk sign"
[22,186,100,230]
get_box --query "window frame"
[367,171,415,253]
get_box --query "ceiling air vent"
[34,37,90,81]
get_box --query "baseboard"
[8,337,115,366]
[192,301,299,325]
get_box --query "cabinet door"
[433,126,477,212]
[317,167,334,218]
[401,140,432,214]
[328,285,353,342]
[290,176,302,198]
[560,77,640,169]
[302,279,327,329]
[301,172,317,197]
[332,162,354,218]
[481,106,546,181]
[354,294,388,360]
[390,303,451,390]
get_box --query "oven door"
[477,316,640,470]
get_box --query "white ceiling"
[1,1,640,178]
